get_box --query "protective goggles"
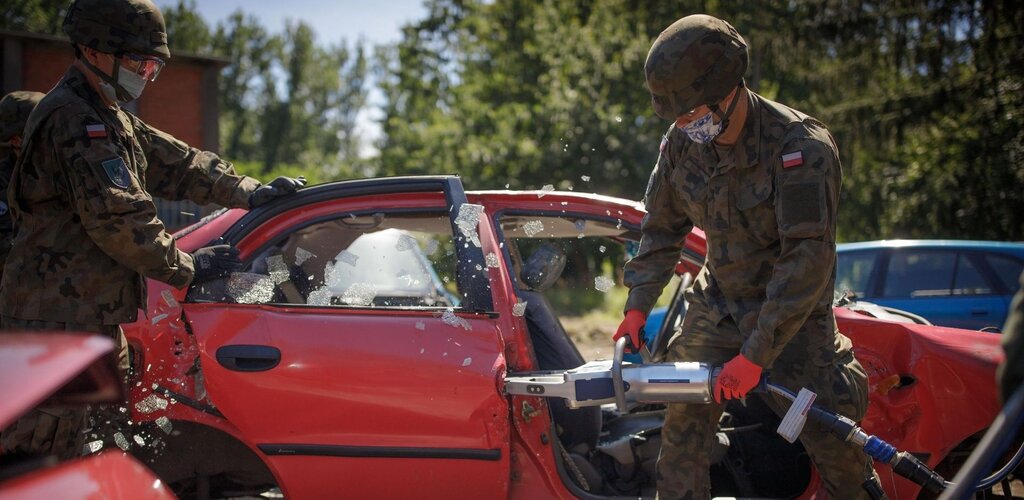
[122,53,165,82]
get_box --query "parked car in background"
[121,177,1007,499]
[836,240,1024,331]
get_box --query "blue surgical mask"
[679,111,723,144]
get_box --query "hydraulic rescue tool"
[504,337,1016,498]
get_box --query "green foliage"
[162,0,211,54]
[162,4,370,182]
[0,0,67,35]
[378,0,1024,241]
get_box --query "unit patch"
[100,157,131,189]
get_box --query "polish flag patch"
[86,124,106,138]
[781,151,803,168]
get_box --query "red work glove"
[713,353,763,403]
[613,309,647,352]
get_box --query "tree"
[0,0,67,35]
[378,0,1024,241]
[162,0,212,54]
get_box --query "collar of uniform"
[64,65,129,138]
[63,65,116,115]
[733,89,762,169]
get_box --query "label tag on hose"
[777,388,817,443]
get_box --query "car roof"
[838,239,1024,256]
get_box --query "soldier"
[998,271,1024,402]
[614,15,882,499]
[0,0,304,459]
[0,91,44,281]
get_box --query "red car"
[0,333,174,500]
[122,176,1005,499]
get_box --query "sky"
[154,0,430,156]
[155,0,429,47]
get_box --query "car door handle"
[970,308,990,316]
[216,345,281,372]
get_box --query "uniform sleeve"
[998,271,1024,402]
[133,117,260,208]
[623,135,694,314]
[740,137,841,367]
[55,112,194,288]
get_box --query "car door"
[874,249,1003,330]
[181,177,510,498]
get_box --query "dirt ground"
[561,314,620,361]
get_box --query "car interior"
[501,214,811,497]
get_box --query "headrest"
[520,243,567,292]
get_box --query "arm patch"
[779,182,825,237]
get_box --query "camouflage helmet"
[62,0,170,58]
[0,91,45,142]
[645,15,748,120]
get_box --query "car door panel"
[181,177,509,498]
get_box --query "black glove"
[192,244,242,283]
[249,176,307,208]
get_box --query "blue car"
[836,240,1024,331]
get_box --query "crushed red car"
[121,176,1006,498]
[0,333,174,500]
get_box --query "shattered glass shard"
[485,252,500,268]
[594,276,615,293]
[135,394,169,414]
[155,416,173,434]
[512,301,528,317]
[160,290,179,309]
[455,204,485,247]
[538,184,554,198]
[395,233,419,251]
[463,357,472,367]
[441,308,472,330]
[83,440,104,454]
[424,239,439,255]
[307,287,332,306]
[341,283,377,306]
[267,255,290,284]
[415,321,426,331]
[338,250,359,267]
[114,432,130,451]
[294,247,316,266]
[523,220,544,237]
[133,434,146,447]
[226,273,276,304]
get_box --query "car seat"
[517,243,602,455]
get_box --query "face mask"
[680,111,722,144]
[115,64,148,102]
[81,56,147,104]
[677,86,744,144]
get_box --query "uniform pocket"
[708,176,730,231]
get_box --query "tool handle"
[891,451,946,493]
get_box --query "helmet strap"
[708,83,744,134]
[78,52,131,103]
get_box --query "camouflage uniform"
[0,153,15,280]
[0,64,258,458]
[998,271,1024,402]
[0,65,258,327]
[0,90,44,281]
[623,88,877,499]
